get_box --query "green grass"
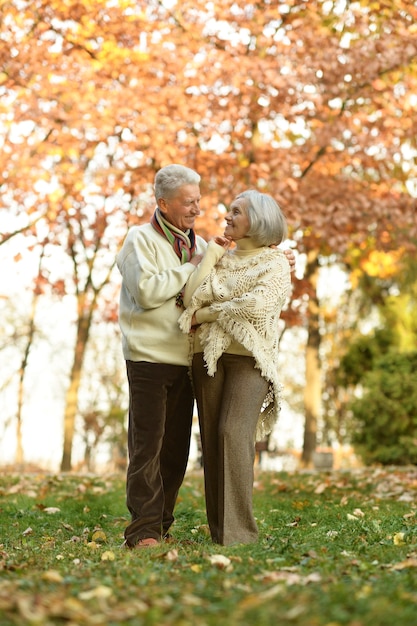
[0,467,416,625]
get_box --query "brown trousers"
[124,360,194,546]
[192,352,269,546]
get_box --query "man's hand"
[190,253,203,266]
[283,248,296,272]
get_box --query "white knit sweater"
[117,223,207,365]
[179,241,291,440]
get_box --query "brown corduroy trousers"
[192,352,269,546]
[124,360,194,547]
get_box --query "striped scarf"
[151,207,196,263]
[151,207,196,308]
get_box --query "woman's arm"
[183,238,230,307]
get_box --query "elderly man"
[117,164,295,548]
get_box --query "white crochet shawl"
[179,248,291,441]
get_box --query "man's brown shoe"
[135,538,159,548]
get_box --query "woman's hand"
[214,235,232,249]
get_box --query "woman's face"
[224,197,250,241]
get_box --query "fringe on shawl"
[200,314,283,442]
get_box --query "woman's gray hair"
[236,190,288,246]
[154,164,201,201]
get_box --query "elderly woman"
[179,190,292,546]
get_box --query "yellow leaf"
[182,594,203,606]
[101,551,115,561]
[79,585,113,601]
[92,530,107,543]
[42,569,63,583]
[393,532,405,546]
[190,564,202,573]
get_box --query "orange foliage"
[360,249,405,278]
[1,0,416,255]
[0,0,416,308]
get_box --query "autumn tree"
[1,0,416,468]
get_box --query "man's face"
[158,184,201,231]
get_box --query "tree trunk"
[15,252,43,465]
[59,250,114,472]
[301,250,322,467]
[60,311,92,472]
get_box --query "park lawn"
[0,467,416,625]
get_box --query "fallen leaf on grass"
[207,554,232,570]
[241,584,283,607]
[285,605,307,619]
[391,558,417,571]
[79,585,113,600]
[256,570,322,586]
[191,524,210,536]
[398,492,415,502]
[157,548,179,562]
[91,530,107,543]
[17,596,47,622]
[190,564,202,573]
[42,569,64,583]
[165,549,179,562]
[61,595,91,620]
[393,533,406,546]
[181,593,204,606]
[101,551,115,561]
[43,507,61,514]
[239,571,322,610]
[229,555,243,563]
[22,527,33,536]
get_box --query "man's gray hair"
[154,164,201,201]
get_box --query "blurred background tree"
[333,252,417,464]
[1,0,416,469]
